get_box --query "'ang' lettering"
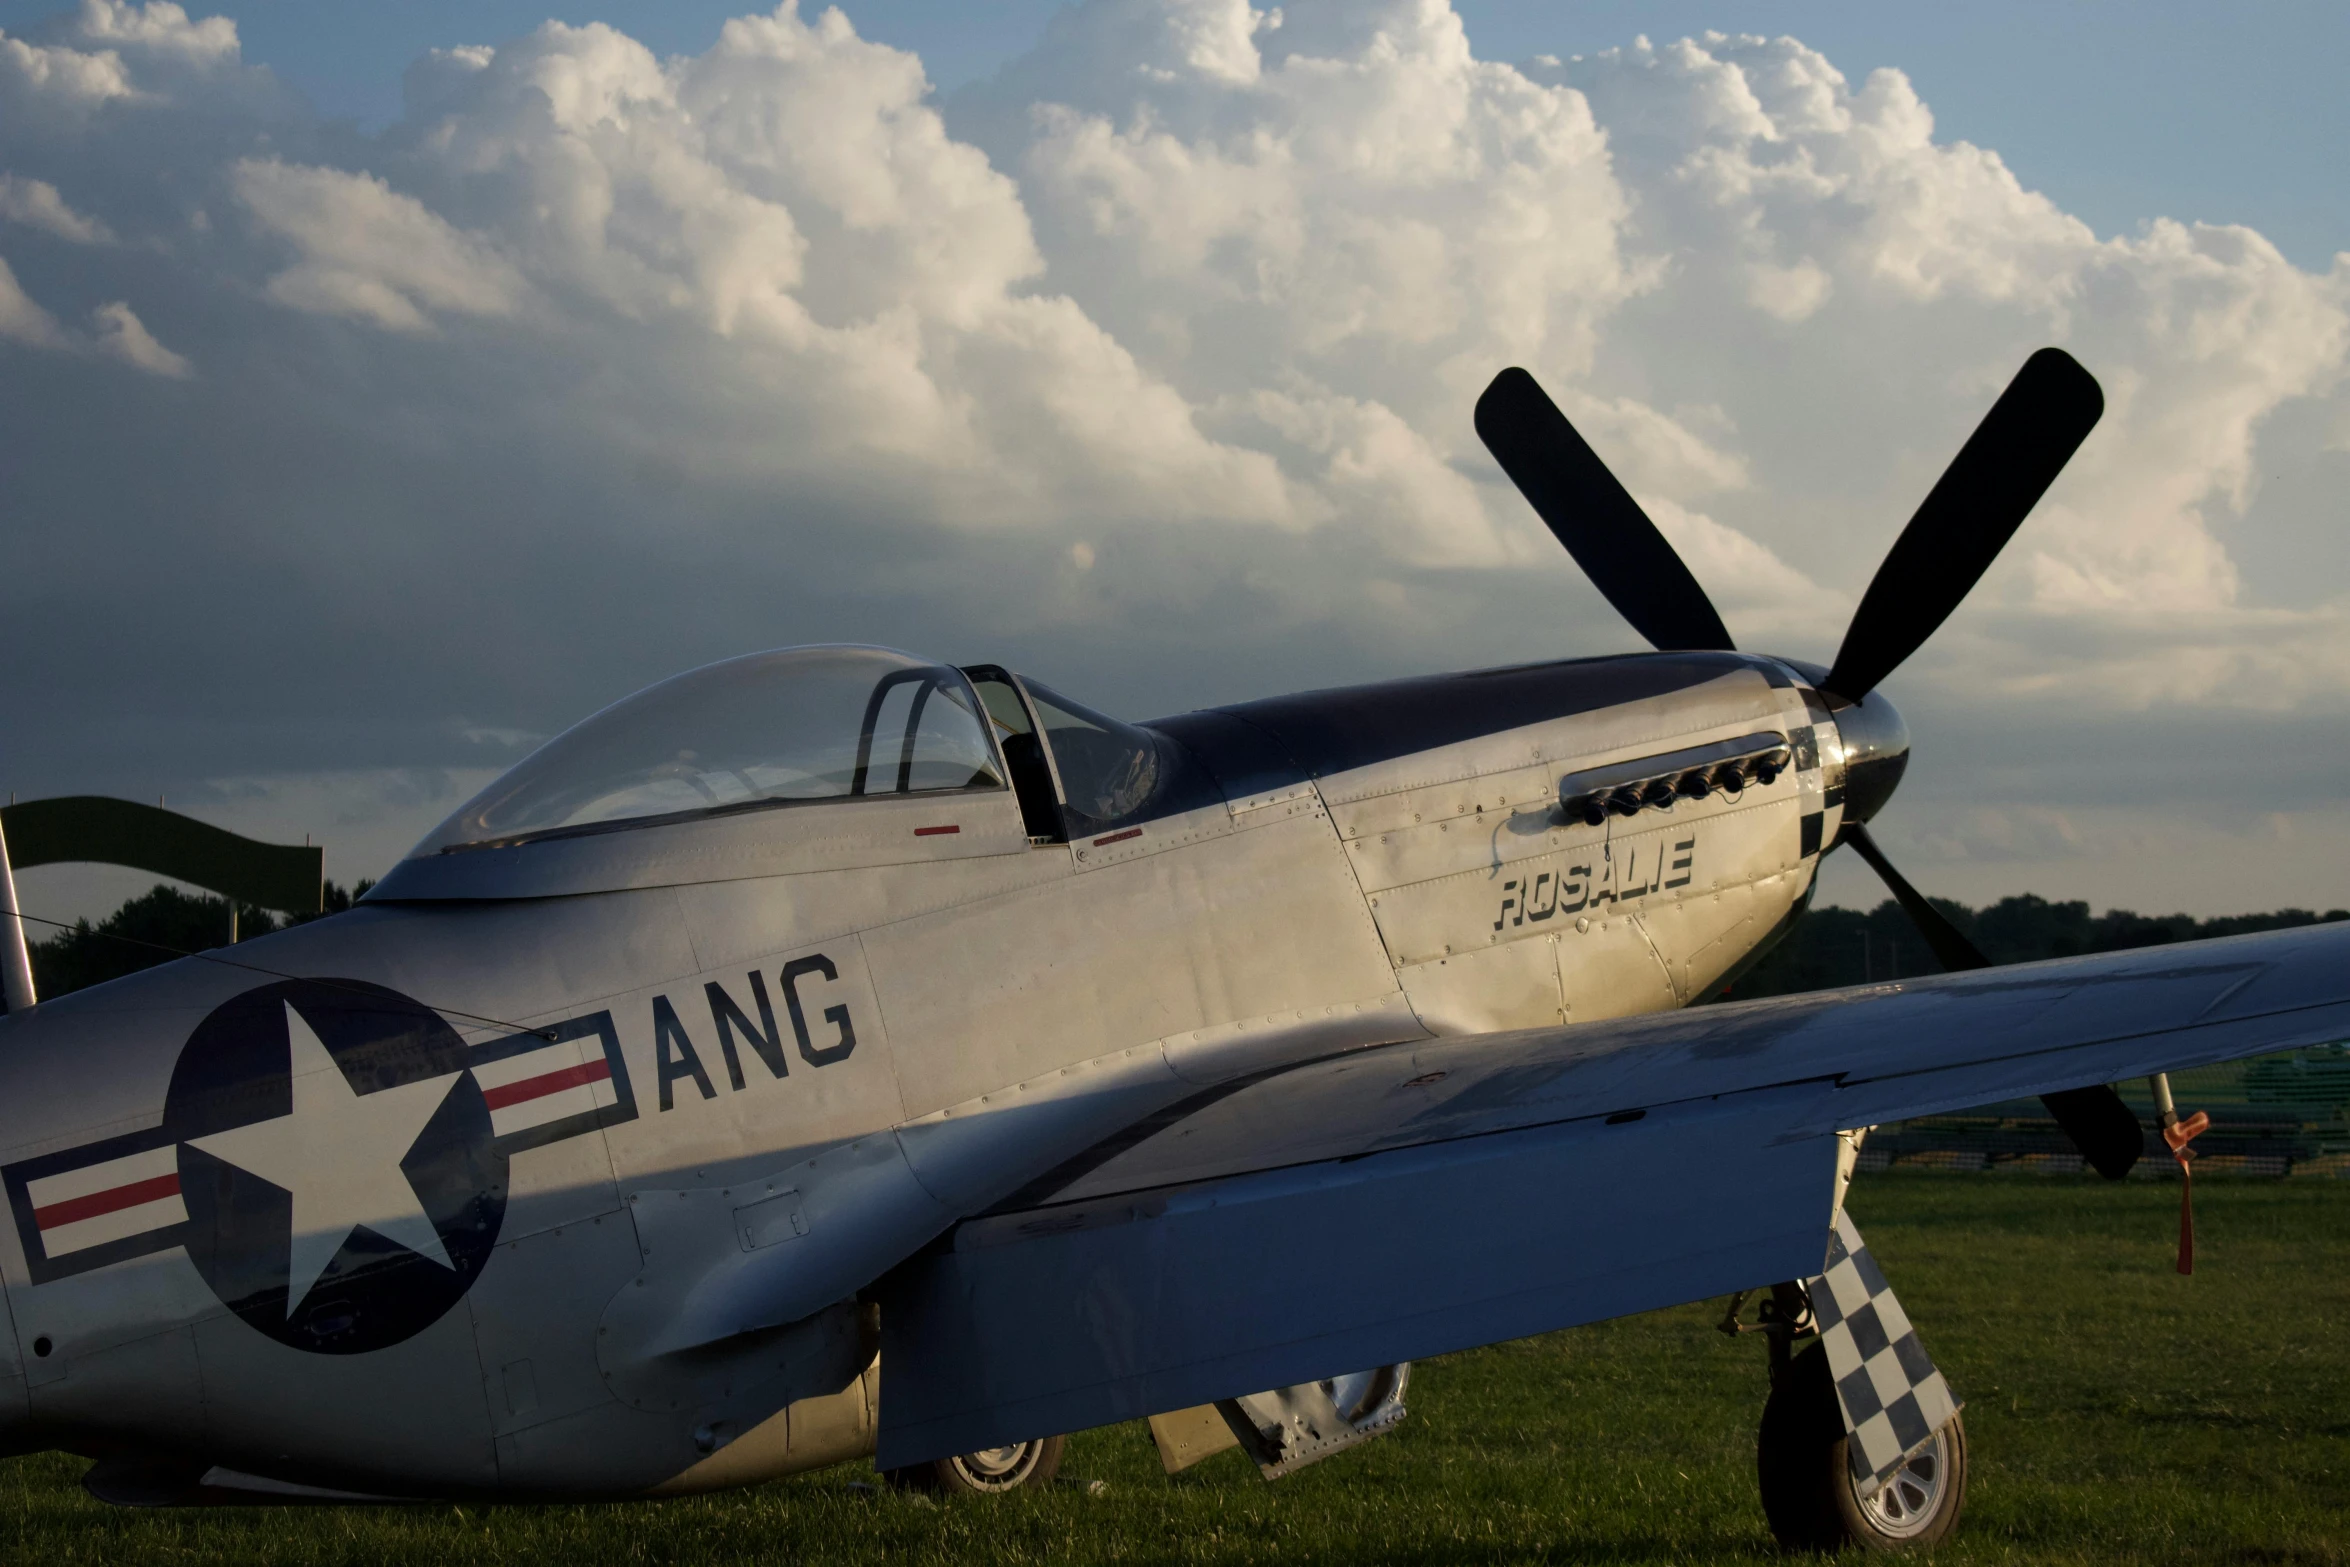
[706,973,791,1089]
[781,955,857,1067]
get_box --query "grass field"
[2,1175,2344,1565]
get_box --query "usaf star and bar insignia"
[0,979,636,1353]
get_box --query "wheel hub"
[946,1441,1045,1491]
[1856,1430,1950,1539]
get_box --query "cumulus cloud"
[1523,33,2350,704]
[0,0,262,123]
[70,0,236,64]
[0,25,139,115]
[0,253,71,347]
[236,159,531,333]
[0,250,189,373]
[90,298,189,376]
[0,0,2345,907]
[0,172,111,241]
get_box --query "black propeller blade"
[1839,823,1986,978]
[1842,823,2143,1180]
[1820,347,2103,705]
[1475,350,2126,1172]
[1474,367,1735,653]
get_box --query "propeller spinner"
[1477,349,2139,1177]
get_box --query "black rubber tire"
[887,1435,1066,1496]
[1757,1343,1966,1553]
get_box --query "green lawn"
[3,1176,2344,1564]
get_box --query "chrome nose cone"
[1831,687,1910,825]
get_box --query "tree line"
[28,881,373,999]
[1717,893,2350,1000]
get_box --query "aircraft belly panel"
[493,1400,693,1496]
[4,1249,223,1412]
[468,1212,643,1445]
[870,810,1396,1121]
[0,1283,20,1435]
[195,1300,496,1489]
[28,1322,204,1455]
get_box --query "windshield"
[1021,678,1164,838]
[414,645,1003,854]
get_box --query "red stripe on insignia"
[914,824,960,837]
[34,1172,180,1231]
[482,1057,612,1111]
[1092,827,1143,846]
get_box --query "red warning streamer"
[2164,1110,2211,1275]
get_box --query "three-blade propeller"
[1477,349,2140,1177]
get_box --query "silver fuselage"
[0,650,1863,1496]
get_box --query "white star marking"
[189,1001,464,1316]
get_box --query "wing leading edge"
[876,920,2350,1468]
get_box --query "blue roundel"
[164,979,507,1354]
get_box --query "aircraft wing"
[874,919,2350,1467]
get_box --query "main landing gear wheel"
[888,1435,1065,1495]
[1757,1344,1966,1552]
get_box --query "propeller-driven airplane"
[2,348,2344,1551]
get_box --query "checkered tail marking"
[1807,1209,1961,1498]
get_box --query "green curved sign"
[0,797,321,915]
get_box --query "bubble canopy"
[413,646,1004,855]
